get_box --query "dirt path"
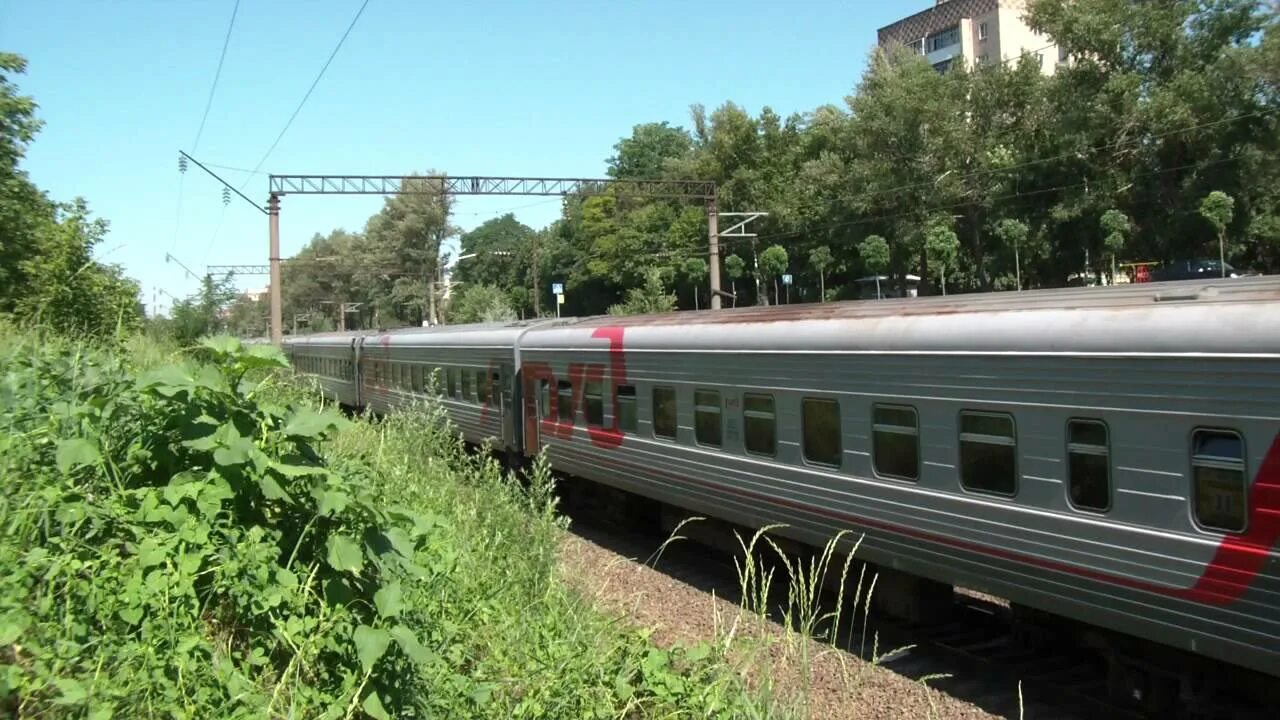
[559,527,1003,720]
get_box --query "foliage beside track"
[0,333,770,719]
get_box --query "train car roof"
[521,276,1280,356]
[361,317,572,348]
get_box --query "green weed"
[0,331,775,719]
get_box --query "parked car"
[1149,258,1241,281]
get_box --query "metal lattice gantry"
[268,174,718,200]
[258,172,723,344]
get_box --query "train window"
[694,390,722,448]
[539,379,552,419]
[461,369,473,401]
[652,387,677,440]
[743,394,775,456]
[557,381,574,421]
[584,380,604,426]
[1067,419,1110,512]
[476,370,490,403]
[411,364,424,393]
[959,411,1017,496]
[491,373,501,405]
[872,404,919,481]
[616,386,637,433]
[1192,429,1247,533]
[447,368,458,398]
[802,398,842,467]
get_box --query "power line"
[729,155,1242,250]
[192,0,241,152]
[240,0,371,188]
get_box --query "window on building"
[584,379,604,426]
[447,367,458,398]
[557,380,574,422]
[927,25,961,52]
[652,387,677,440]
[873,404,919,481]
[616,385,637,434]
[978,22,988,41]
[959,412,1017,495]
[476,370,490,403]
[539,379,551,419]
[1067,420,1110,511]
[743,394,776,456]
[802,398,842,467]
[694,390,722,448]
[1192,430,1247,533]
[461,369,473,401]
[1058,45,1069,63]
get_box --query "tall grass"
[0,330,775,719]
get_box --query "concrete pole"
[708,197,722,310]
[268,193,282,344]
[531,232,541,316]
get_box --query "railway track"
[552,474,1255,720]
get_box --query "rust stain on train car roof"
[568,277,1280,328]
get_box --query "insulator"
[179,155,189,173]
[222,187,231,206]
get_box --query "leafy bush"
[0,333,773,718]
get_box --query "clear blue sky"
[1,0,907,314]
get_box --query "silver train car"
[283,276,1280,702]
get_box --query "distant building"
[244,287,269,303]
[877,0,1064,74]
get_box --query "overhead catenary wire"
[724,154,1243,251]
[191,0,241,152]
[239,0,372,189]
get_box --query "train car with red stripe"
[284,275,1280,710]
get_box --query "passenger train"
[284,276,1280,710]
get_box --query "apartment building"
[877,0,1064,74]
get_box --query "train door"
[501,364,521,453]
[352,337,363,407]
[523,371,544,457]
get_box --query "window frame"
[583,378,604,427]
[652,386,677,440]
[978,21,988,41]
[460,368,473,402]
[1189,428,1248,534]
[871,403,920,482]
[616,385,637,434]
[1065,418,1111,513]
[742,393,776,458]
[538,378,552,420]
[476,369,490,404]
[801,397,843,468]
[556,380,574,422]
[957,410,1018,497]
[693,389,723,448]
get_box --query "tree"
[608,269,677,316]
[992,219,1030,290]
[167,273,238,344]
[1098,210,1130,284]
[682,257,708,310]
[1199,191,1235,277]
[758,245,789,305]
[723,254,746,307]
[446,284,516,324]
[361,176,455,326]
[808,245,835,301]
[858,235,890,299]
[607,122,694,179]
[924,220,960,296]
